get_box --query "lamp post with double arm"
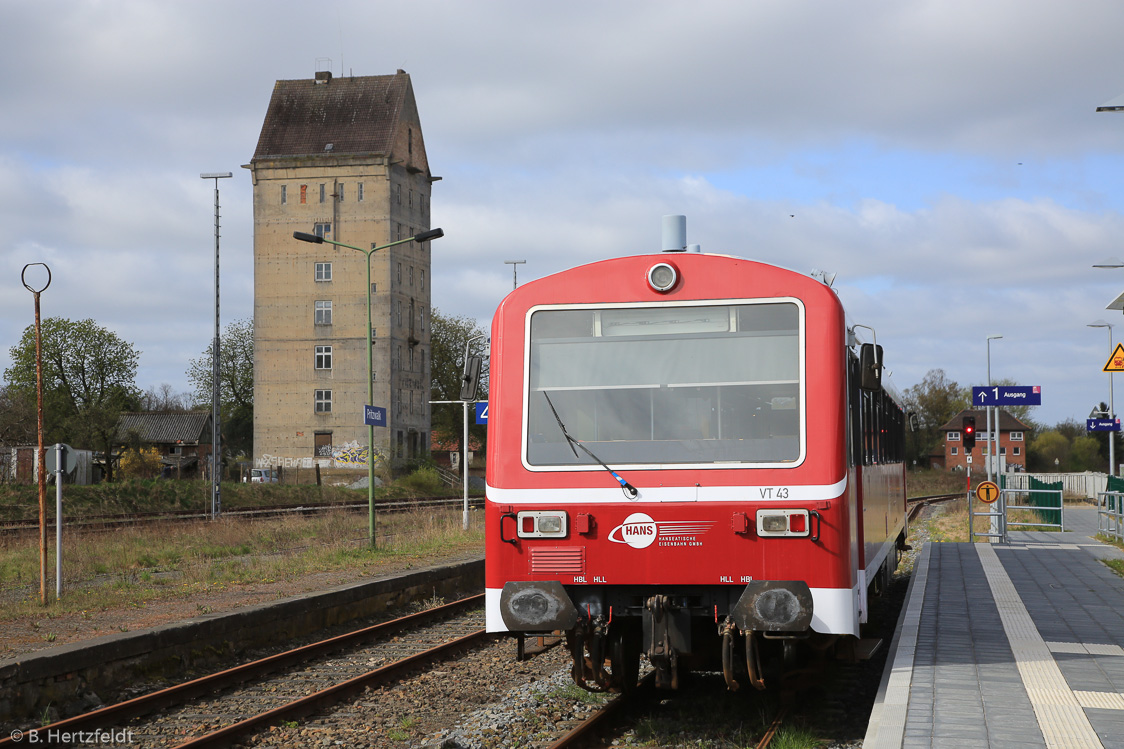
[294,227,444,547]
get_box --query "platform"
[864,506,1124,749]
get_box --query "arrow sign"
[971,386,1042,407]
[1088,418,1121,432]
[1105,343,1124,372]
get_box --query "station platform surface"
[864,506,1124,749]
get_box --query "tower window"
[281,185,287,205]
[314,223,331,238]
[315,389,333,413]
[315,300,333,325]
[315,262,332,282]
[315,345,333,370]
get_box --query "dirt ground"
[0,550,483,659]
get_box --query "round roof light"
[648,262,678,293]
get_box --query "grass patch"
[1095,533,1124,579]
[550,682,608,705]
[906,469,967,498]
[619,679,819,748]
[0,507,483,621]
[912,495,1063,544]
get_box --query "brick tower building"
[245,70,438,471]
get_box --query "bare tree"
[139,383,190,412]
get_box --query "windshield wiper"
[542,392,639,499]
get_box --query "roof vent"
[662,215,687,252]
[315,70,333,84]
[324,143,334,152]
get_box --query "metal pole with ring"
[22,263,51,605]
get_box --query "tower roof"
[251,71,413,160]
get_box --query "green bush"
[397,466,446,495]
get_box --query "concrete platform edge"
[862,542,931,749]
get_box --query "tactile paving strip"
[977,543,1104,748]
[1074,692,1124,711]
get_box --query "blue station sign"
[363,404,387,427]
[475,401,489,425]
[971,386,1042,407]
[1087,418,1121,432]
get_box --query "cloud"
[3,0,1124,427]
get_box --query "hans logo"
[608,513,658,549]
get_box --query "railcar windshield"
[525,301,803,467]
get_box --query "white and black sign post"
[47,443,74,598]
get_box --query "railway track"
[0,595,493,748]
[0,495,484,536]
[907,492,961,522]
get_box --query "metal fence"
[1002,472,1107,499]
[1097,492,1124,543]
[1003,488,1065,532]
[970,488,1065,543]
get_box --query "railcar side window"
[848,352,905,466]
[526,302,802,466]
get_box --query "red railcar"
[484,244,906,691]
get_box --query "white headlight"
[648,262,678,292]
[516,511,569,538]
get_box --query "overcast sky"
[4,0,1124,431]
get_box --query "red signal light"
[963,415,976,450]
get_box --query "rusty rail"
[0,594,485,747]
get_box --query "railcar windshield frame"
[520,298,807,472]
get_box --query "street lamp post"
[294,227,443,547]
[986,335,1003,483]
[201,172,232,520]
[1089,320,1116,477]
[986,334,1003,543]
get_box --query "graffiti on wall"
[255,441,386,470]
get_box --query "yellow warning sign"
[975,481,1000,504]
[1105,343,1124,372]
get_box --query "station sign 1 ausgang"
[971,386,1042,407]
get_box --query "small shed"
[117,412,213,479]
